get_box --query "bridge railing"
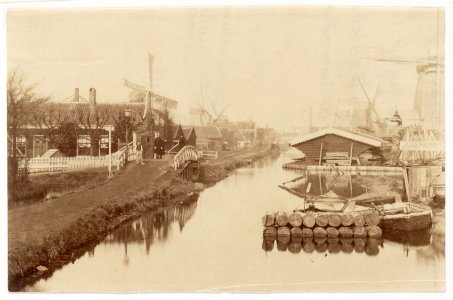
[173,145,199,170]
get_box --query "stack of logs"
[262,211,382,239]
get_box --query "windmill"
[357,77,388,133]
[190,86,229,125]
[359,42,444,130]
[123,53,178,119]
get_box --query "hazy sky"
[7,7,443,129]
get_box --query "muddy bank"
[8,171,198,291]
[199,149,270,184]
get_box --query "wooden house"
[290,127,383,166]
[193,125,223,151]
[155,124,186,153]
[8,88,176,159]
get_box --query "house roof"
[40,149,65,158]
[26,101,150,128]
[235,121,255,130]
[193,125,223,140]
[290,127,383,147]
[155,125,184,140]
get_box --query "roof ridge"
[291,127,382,147]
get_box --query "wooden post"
[319,142,323,166]
[349,142,354,166]
[403,167,412,202]
[108,125,112,177]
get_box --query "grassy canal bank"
[8,149,271,291]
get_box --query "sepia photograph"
[4,0,447,294]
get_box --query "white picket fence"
[22,142,136,174]
[198,150,218,160]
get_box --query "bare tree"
[7,71,49,198]
[75,104,113,155]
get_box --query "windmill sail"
[148,53,153,91]
[154,96,178,109]
[124,79,146,91]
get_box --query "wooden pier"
[282,163,404,176]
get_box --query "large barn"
[290,127,383,166]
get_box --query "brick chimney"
[89,88,96,114]
[73,88,79,102]
[89,88,96,105]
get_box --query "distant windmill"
[190,85,229,125]
[360,46,444,130]
[123,53,177,119]
[357,77,387,132]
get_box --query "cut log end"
[365,211,380,226]
[338,227,354,238]
[288,212,303,227]
[276,211,289,227]
[328,214,342,227]
[366,226,383,238]
[326,227,339,238]
[315,214,329,227]
[353,226,368,238]
[302,213,316,228]
[263,227,277,238]
[262,214,275,226]
[313,227,327,237]
[341,213,354,227]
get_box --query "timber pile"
[262,211,382,239]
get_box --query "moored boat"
[278,176,433,232]
[377,202,432,232]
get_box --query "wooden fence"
[21,142,136,174]
[198,150,218,160]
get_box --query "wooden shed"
[290,127,383,166]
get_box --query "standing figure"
[136,142,144,165]
[154,137,165,159]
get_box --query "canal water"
[24,152,444,292]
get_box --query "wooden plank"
[349,142,354,166]
[319,142,323,166]
[402,167,412,202]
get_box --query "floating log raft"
[262,210,383,240]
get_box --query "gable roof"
[290,127,383,147]
[182,127,195,139]
[155,125,184,140]
[193,125,222,140]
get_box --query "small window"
[77,135,91,156]
[15,135,27,157]
[100,135,109,149]
[33,135,47,157]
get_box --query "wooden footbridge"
[172,145,200,181]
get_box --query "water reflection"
[288,172,404,199]
[262,236,383,256]
[262,228,445,261]
[103,196,199,265]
